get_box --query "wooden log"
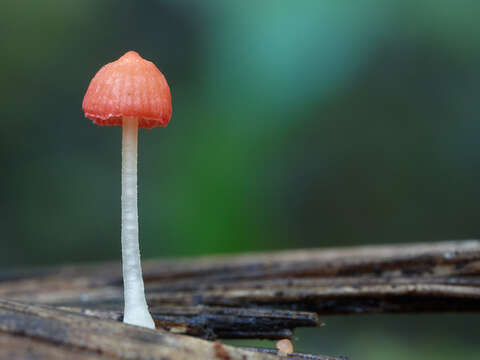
[1,240,478,315]
[1,240,479,358]
[0,299,339,360]
[56,305,323,340]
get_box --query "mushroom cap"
[82,51,172,129]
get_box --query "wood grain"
[0,299,338,360]
[1,240,479,359]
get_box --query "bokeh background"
[1,0,480,358]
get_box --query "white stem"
[121,116,155,329]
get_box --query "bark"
[1,240,479,359]
[0,299,339,360]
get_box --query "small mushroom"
[82,51,172,328]
[276,339,294,356]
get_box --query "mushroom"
[276,339,294,356]
[82,51,172,328]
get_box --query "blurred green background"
[1,0,479,358]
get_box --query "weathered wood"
[0,299,340,360]
[239,347,348,360]
[56,305,322,340]
[0,333,116,360]
[1,240,479,358]
[1,241,478,314]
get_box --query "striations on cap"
[82,51,172,129]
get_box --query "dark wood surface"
[1,240,479,359]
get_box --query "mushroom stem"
[121,116,155,329]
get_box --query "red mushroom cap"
[82,51,172,129]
